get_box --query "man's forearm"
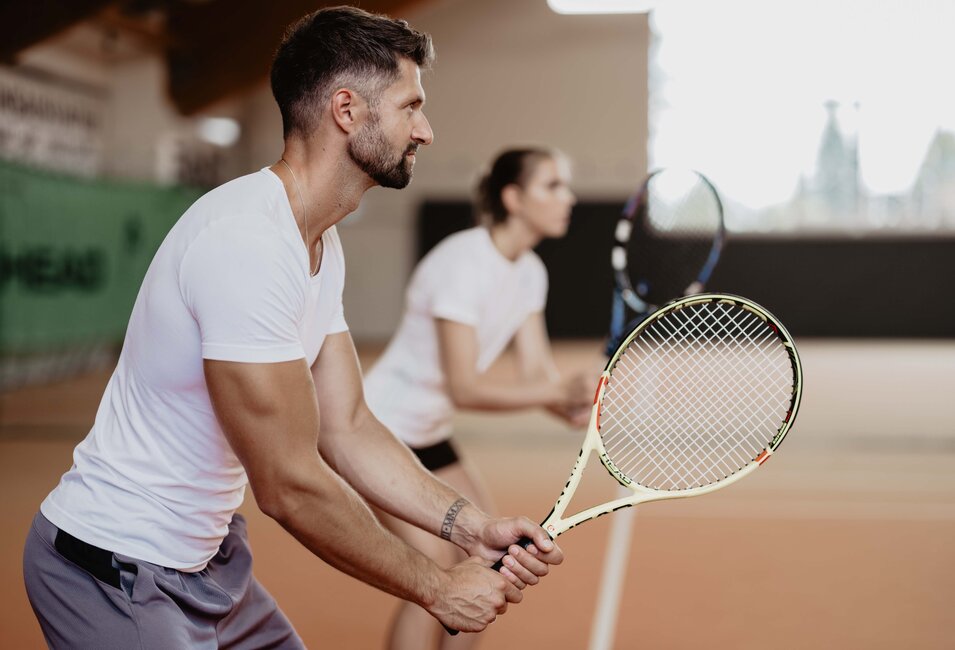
[318,408,485,550]
[263,452,447,608]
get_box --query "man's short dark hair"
[271,5,434,137]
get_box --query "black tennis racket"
[607,168,725,355]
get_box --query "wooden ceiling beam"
[0,0,116,62]
[2,0,425,114]
[164,0,419,115]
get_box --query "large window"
[649,0,955,234]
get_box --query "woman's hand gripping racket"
[493,293,802,570]
[607,169,725,355]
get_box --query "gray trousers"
[23,512,306,649]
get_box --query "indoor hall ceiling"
[1,0,420,114]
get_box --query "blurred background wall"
[0,0,648,389]
[2,6,953,648]
[2,0,953,391]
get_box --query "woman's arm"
[436,315,590,418]
[511,310,560,382]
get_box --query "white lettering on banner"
[0,67,104,177]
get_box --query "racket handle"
[444,536,536,636]
[490,536,534,572]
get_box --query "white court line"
[586,491,955,649]
[588,485,633,650]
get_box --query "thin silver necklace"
[280,158,317,276]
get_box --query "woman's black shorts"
[410,439,460,472]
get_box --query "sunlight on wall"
[648,0,955,233]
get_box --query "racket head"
[596,293,802,494]
[612,169,726,313]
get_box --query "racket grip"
[490,536,534,572]
[444,536,536,636]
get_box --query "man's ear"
[330,88,366,133]
[501,184,523,215]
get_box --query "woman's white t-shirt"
[41,168,347,571]
[364,227,547,448]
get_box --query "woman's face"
[511,156,576,238]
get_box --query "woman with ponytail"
[365,147,591,650]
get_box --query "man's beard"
[347,116,415,189]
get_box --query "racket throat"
[544,447,634,537]
[598,451,633,489]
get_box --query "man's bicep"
[204,358,319,479]
[310,331,367,434]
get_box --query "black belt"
[54,528,121,588]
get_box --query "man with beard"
[23,7,563,649]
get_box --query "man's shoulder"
[190,169,278,214]
[173,170,289,248]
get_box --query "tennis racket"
[607,168,725,356]
[493,292,801,569]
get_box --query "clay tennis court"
[3,339,952,649]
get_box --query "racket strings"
[613,306,790,485]
[607,307,790,488]
[644,176,720,234]
[606,345,759,487]
[637,317,786,483]
[628,174,722,304]
[627,237,714,304]
[599,302,795,491]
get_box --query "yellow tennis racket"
[498,292,802,559]
[445,293,802,635]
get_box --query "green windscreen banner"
[0,161,202,354]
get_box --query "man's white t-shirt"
[364,227,547,448]
[41,168,348,571]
